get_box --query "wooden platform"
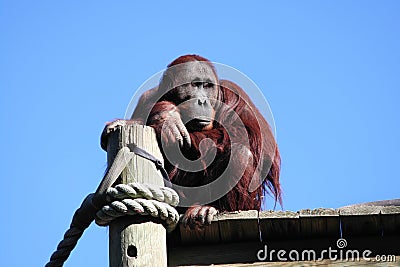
[168,206,400,266]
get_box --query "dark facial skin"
[163,61,219,132]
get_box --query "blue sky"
[1,1,399,266]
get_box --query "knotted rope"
[96,183,179,232]
[45,146,179,267]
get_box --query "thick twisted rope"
[45,146,179,267]
[46,183,179,267]
[44,227,85,267]
[96,183,180,231]
[106,182,179,206]
[45,194,96,267]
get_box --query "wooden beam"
[105,123,167,267]
[299,208,339,238]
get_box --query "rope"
[106,183,179,206]
[45,145,179,267]
[45,227,84,267]
[96,183,180,232]
[45,194,97,267]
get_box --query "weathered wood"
[168,237,400,266]
[258,210,300,240]
[106,124,167,267]
[173,207,400,244]
[337,205,382,216]
[218,210,259,242]
[380,205,400,215]
[178,210,259,245]
[338,206,382,237]
[178,256,400,266]
[169,208,400,266]
[299,208,340,238]
[380,206,400,235]
[179,220,220,245]
[168,241,262,266]
[188,257,400,266]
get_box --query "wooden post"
[105,124,167,267]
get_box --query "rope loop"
[96,183,180,232]
[45,144,179,267]
[106,182,179,206]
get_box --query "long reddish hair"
[158,55,281,210]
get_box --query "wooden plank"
[218,210,260,242]
[338,205,382,216]
[168,241,262,266]
[258,211,300,240]
[338,206,382,237]
[380,206,400,235]
[178,210,259,244]
[173,207,400,245]
[106,123,167,267]
[299,208,340,238]
[299,208,338,217]
[178,221,221,245]
[380,206,400,215]
[173,256,400,266]
[259,210,299,219]
[168,237,400,266]
[168,208,400,266]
